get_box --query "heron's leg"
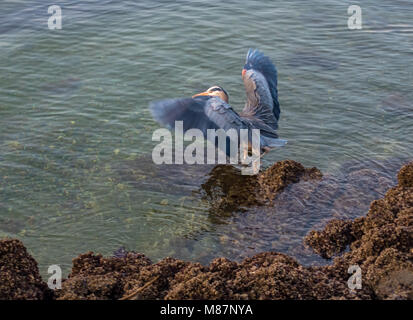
[260,147,272,158]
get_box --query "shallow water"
[0,0,412,276]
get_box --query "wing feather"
[242,49,280,129]
[150,96,247,135]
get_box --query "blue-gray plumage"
[150,49,287,155]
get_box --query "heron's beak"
[192,91,210,98]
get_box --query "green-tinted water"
[1,0,412,276]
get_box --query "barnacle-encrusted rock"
[0,239,51,300]
[305,161,413,299]
[201,160,322,213]
[2,161,412,300]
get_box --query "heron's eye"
[209,87,221,92]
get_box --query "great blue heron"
[150,49,287,158]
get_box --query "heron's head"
[192,86,229,103]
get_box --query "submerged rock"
[41,77,82,95]
[201,160,322,215]
[286,51,340,70]
[257,160,322,202]
[200,165,260,215]
[381,93,413,116]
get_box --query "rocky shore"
[1,160,412,300]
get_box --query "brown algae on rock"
[0,239,52,300]
[0,160,412,300]
[201,159,322,214]
[305,161,413,299]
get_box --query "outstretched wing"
[241,49,280,130]
[150,96,247,135]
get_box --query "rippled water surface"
[1,0,412,276]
